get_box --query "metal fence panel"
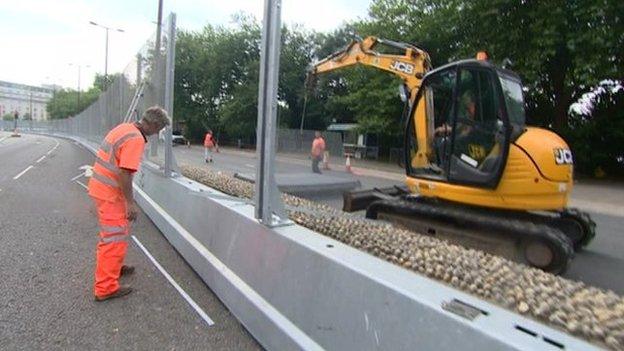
[17,14,177,173]
[277,128,343,157]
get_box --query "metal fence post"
[254,0,288,226]
[163,13,176,177]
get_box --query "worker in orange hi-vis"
[311,131,326,174]
[203,129,215,163]
[88,106,170,301]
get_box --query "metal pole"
[77,65,81,109]
[150,0,164,157]
[164,14,176,177]
[135,53,143,121]
[299,93,308,134]
[254,0,288,226]
[105,28,109,77]
[155,0,163,51]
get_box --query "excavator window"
[448,67,506,187]
[498,72,526,134]
[406,68,456,177]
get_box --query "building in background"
[0,80,54,120]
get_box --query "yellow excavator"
[308,36,595,274]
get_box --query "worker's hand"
[127,201,139,221]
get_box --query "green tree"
[46,87,101,119]
[563,82,624,176]
[362,0,623,130]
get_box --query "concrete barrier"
[31,131,601,351]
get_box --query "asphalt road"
[173,144,624,294]
[0,132,262,350]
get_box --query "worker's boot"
[95,286,133,302]
[121,265,135,276]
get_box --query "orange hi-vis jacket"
[204,132,214,148]
[88,123,147,202]
[311,137,326,157]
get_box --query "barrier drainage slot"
[441,299,488,320]
[515,325,538,337]
[543,337,565,349]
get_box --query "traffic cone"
[345,154,352,173]
[322,151,330,170]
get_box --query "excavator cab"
[406,59,522,189]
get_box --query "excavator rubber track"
[366,197,575,274]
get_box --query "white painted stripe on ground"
[13,165,34,180]
[36,155,46,163]
[131,235,215,327]
[0,135,10,143]
[70,172,85,182]
[245,164,255,168]
[46,140,60,155]
[75,180,88,190]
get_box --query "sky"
[0,0,370,90]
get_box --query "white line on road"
[131,235,215,327]
[70,172,85,181]
[13,165,34,180]
[0,135,9,143]
[46,140,60,155]
[245,164,255,168]
[75,180,88,190]
[35,155,46,163]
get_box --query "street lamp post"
[89,21,125,78]
[68,63,90,111]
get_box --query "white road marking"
[131,235,215,327]
[13,165,34,180]
[75,180,88,190]
[70,172,85,182]
[0,135,9,143]
[245,164,255,168]
[46,140,60,155]
[36,155,46,163]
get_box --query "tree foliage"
[563,82,624,176]
[46,87,101,119]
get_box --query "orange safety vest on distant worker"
[311,137,326,157]
[204,132,214,148]
[88,123,147,202]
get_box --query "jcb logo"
[390,61,414,74]
[468,144,486,161]
[554,148,573,165]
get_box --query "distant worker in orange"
[311,131,326,174]
[204,129,216,163]
[88,106,170,301]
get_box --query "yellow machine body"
[407,127,574,211]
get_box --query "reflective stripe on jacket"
[88,123,146,201]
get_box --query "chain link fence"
[8,14,177,173]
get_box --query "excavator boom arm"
[310,36,431,93]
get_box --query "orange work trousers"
[92,197,129,297]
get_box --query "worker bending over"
[88,106,170,301]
